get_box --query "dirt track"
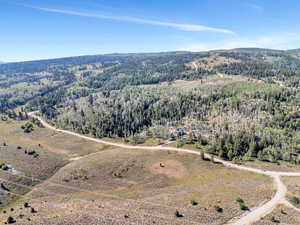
[28,112,300,225]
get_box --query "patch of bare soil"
[149,160,186,178]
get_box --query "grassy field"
[243,160,300,172]
[0,148,274,225]
[0,117,277,225]
[166,142,300,172]
[282,176,300,209]
[138,74,257,91]
[253,205,300,225]
[0,118,117,211]
[0,119,116,159]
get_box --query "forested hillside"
[1,48,300,164]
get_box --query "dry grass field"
[137,74,256,91]
[0,119,116,159]
[283,176,300,196]
[166,142,300,173]
[1,147,275,225]
[0,117,278,225]
[243,160,300,173]
[253,205,300,225]
[282,176,300,207]
[185,56,241,71]
[0,118,116,211]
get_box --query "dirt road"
[28,112,300,225]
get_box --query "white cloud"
[33,7,234,34]
[179,33,300,51]
[244,3,264,13]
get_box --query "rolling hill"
[0,48,299,163]
[1,48,300,224]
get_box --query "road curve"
[231,175,286,225]
[28,111,300,225]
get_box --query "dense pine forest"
[1,48,300,163]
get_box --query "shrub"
[27,150,36,155]
[1,183,9,191]
[30,207,37,213]
[21,122,34,133]
[214,205,223,213]
[176,141,184,148]
[290,196,300,205]
[25,150,39,158]
[190,200,199,206]
[130,135,145,145]
[270,216,280,223]
[0,163,9,171]
[7,216,15,224]
[236,197,248,210]
[175,210,184,217]
[236,197,244,203]
[239,202,249,211]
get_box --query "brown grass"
[243,160,300,173]
[0,119,116,159]
[19,149,274,225]
[149,160,186,178]
[253,205,300,225]
[0,118,116,211]
[0,118,276,225]
[282,176,300,204]
[185,56,241,71]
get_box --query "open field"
[137,74,258,91]
[0,119,116,159]
[282,176,300,208]
[0,118,117,211]
[1,46,300,224]
[185,55,241,71]
[167,142,300,173]
[2,114,300,225]
[0,147,275,225]
[283,176,300,196]
[253,205,300,225]
[243,160,300,173]
[0,119,66,209]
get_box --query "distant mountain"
[0,47,300,74]
[0,47,300,76]
[286,48,300,53]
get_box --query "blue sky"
[1,0,300,62]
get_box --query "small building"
[176,128,185,136]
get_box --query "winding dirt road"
[28,112,300,225]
